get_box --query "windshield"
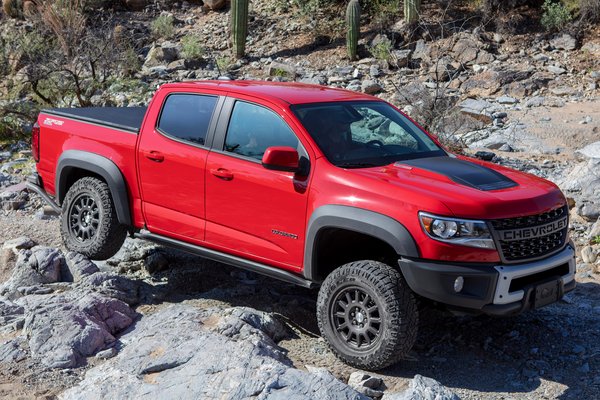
[291,101,446,168]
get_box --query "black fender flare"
[56,150,132,226]
[304,205,419,281]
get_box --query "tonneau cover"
[42,107,147,133]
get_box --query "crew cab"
[28,81,576,370]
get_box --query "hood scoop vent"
[398,156,518,191]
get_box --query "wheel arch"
[304,205,419,282]
[56,150,131,226]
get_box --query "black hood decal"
[400,156,518,191]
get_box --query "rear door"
[204,96,312,271]
[137,89,223,242]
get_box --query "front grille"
[491,206,567,230]
[491,206,569,262]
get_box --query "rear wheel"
[317,260,418,370]
[60,176,127,260]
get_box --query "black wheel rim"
[68,193,100,242]
[330,285,382,351]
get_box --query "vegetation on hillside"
[0,0,598,140]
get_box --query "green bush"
[216,56,231,74]
[370,40,392,62]
[151,15,175,39]
[181,35,204,60]
[541,0,572,30]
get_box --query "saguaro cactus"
[346,0,360,61]
[231,0,249,58]
[404,0,421,24]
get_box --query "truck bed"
[43,107,147,134]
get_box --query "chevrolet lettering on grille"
[498,217,568,241]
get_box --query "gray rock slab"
[577,142,600,159]
[0,247,64,299]
[21,292,137,369]
[62,252,100,283]
[0,298,24,331]
[550,34,577,51]
[60,305,366,400]
[0,337,28,363]
[382,375,459,400]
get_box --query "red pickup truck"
[28,80,576,370]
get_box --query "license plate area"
[534,280,560,308]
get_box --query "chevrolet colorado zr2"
[27,81,576,370]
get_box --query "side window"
[224,101,299,160]
[157,94,217,146]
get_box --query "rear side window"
[224,101,299,160]
[157,94,217,145]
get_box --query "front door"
[137,91,220,242]
[205,98,311,271]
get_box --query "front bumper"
[398,243,576,316]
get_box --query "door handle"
[210,168,234,181]
[144,150,164,162]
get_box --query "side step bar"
[25,175,61,214]
[134,230,316,289]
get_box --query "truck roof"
[160,80,378,106]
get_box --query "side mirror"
[262,146,299,173]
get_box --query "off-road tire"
[317,260,418,370]
[60,176,127,260]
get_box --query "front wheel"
[60,176,127,260]
[316,260,418,370]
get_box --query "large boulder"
[204,0,226,10]
[0,236,36,281]
[21,292,137,369]
[61,252,100,283]
[550,34,577,51]
[60,305,367,399]
[0,247,64,299]
[461,69,531,97]
[144,43,180,68]
[75,272,149,305]
[450,34,494,66]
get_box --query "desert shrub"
[2,0,141,108]
[541,0,572,30]
[370,0,401,29]
[37,0,87,57]
[215,55,231,74]
[151,14,174,39]
[370,40,392,62]
[579,0,600,22]
[394,81,471,153]
[181,34,204,60]
[0,101,39,140]
[289,0,400,40]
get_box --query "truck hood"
[347,155,566,220]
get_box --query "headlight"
[419,212,495,249]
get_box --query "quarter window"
[224,101,299,160]
[157,94,217,145]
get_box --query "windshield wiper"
[337,162,380,169]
